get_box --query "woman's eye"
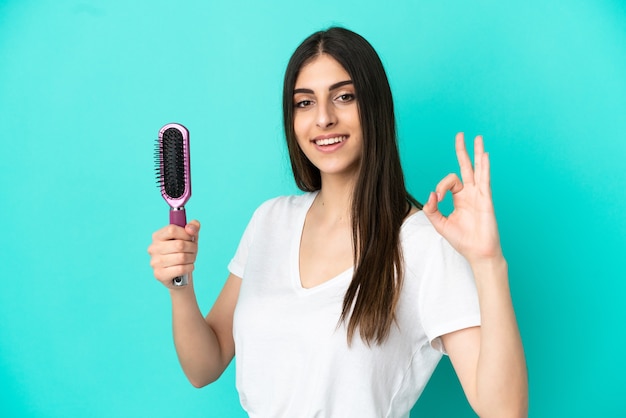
[295,100,313,108]
[336,93,355,102]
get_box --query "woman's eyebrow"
[293,80,354,95]
[329,80,353,91]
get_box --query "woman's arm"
[170,273,240,387]
[148,221,241,387]
[423,133,528,417]
[441,259,527,417]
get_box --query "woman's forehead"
[295,54,351,90]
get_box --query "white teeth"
[315,136,346,146]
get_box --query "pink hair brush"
[155,123,192,286]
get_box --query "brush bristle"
[157,127,186,199]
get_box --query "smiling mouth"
[314,136,347,146]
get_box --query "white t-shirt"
[228,192,480,418]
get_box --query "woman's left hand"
[423,132,503,265]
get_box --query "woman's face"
[292,54,363,181]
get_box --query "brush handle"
[170,207,189,287]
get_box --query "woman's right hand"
[147,220,200,289]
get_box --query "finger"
[481,152,491,190]
[158,251,197,269]
[151,251,197,279]
[422,191,447,234]
[159,239,197,256]
[435,173,463,197]
[455,132,474,185]
[156,263,195,283]
[152,224,191,242]
[474,135,485,185]
[147,232,197,259]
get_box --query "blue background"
[1,0,625,416]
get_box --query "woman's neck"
[314,173,356,224]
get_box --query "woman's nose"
[316,102,337,129]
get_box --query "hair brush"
[155,123,192,286]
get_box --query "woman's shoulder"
[401,209,470,275]
[401,209,446,249]
[253,192,317,218]
[402,209,431,232]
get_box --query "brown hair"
[283,27,421,345]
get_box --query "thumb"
[185,220,201,240]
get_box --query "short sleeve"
[418,235,481,353]
[227,208,259,279]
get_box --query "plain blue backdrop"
[1,0,625,416]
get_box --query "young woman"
[148,27,528,417]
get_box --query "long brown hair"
[283,27,421,345]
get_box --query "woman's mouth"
[313,135,347,146]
